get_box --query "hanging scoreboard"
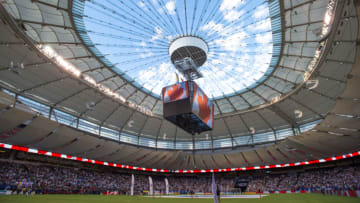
[162,81,214,135]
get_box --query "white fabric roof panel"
[322,115,360,130]
[115,84,134,98]
[309,0,329,22]
[217,99,235,114]
[135,151,157,165]
[84,71,113,83]
[157,121,176,141]
[264,77,294,93]
[110,147,142,163]
[5,116,59,146]
[27,78,84,104]
[104,106,133,130]
[314,77,346,98]
[223,116,249,136]
[0,108,34,133]
[242,91,265,106]
[83,98,119,123]
[127,91,146,105]
[228,95,250,110]
[175,127,191,141]
[83,141,121,159]
[306,22,325,41]
[242,151,259,166]
[268,146,288,163]
[301,131,359,154]
[273,99,316,123]
[257,108,290,129]
[122,112,147,134]
[211,119,230,139]
[57,89,103,116]
[314,125,360,137]
[273,67,303,84]
[53,45,90,58]
[0,45,44,68]
[256,148,275,164]
[327,42,356,63]
[71,135,107,156]
[141,118,161,138]
[341,77,360,99]
[108,77,126,90]
[31,125,80,150]
[317,61,352,81]
[241,112,272,133]
[16,1,43,22]
[70,59,99,72]
[332,99,360,116]
[38,0,68,9]
[80,58,103,70]
[152,101,162,115]
[254,85,281,101]
[291,90,334,118]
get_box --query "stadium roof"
[0,0,359,169]
[79,0,278,100]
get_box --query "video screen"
[235,178,249,188]
[162,81,189,104]
[192,83,214,129]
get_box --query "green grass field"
[0,194,358,203]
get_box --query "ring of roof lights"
[169,36,208,67]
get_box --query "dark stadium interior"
[0,0,359,202]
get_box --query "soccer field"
[0,194,358,203]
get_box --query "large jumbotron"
[163,36,214,135]
[0,0,359,202]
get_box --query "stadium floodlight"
[322,0,336,36]
[249,127,256,135]
[8,61,24,74]
[128,120,134,128]
[294,109,303,119]
[86,101,96,110]
[305,80,319,90]
[270,96,281,104]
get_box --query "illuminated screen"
[192,83,214,128]
[162,81,189,104]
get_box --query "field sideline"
[0,194,359,203]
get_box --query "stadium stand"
[0,150,359,195]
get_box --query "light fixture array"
[37,44,154,117]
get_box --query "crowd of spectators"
[247,166,360,192]
[167,176,233,193]
[0,161,132,194]
[0,160,359,195]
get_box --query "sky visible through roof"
[84,0,273,99]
